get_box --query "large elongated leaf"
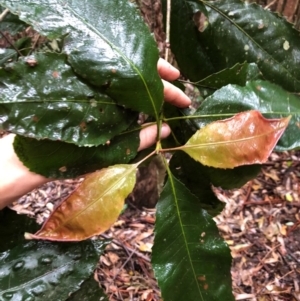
[195,80,300,151]
[152,174,234,301]
[162,0,214,81]
[182,110,289,168]
[0,0,163,118]
[0,239,106,301]
[0,53,137,146]
[168,0,300,92]
[26,165,137,241]
[13,128,139,178]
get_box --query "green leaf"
[0,208,39,252]
[0,239,106,300]
[169,152,224,215]
[0,6,27,35]
[26,164,137,241]
[167,0,300,92]
[196,80,300,151]
[182,110,290,168]
[0,53,137,146]
[152,173,234,301]
[14,36,32,56]
[190,62,263,99]
[170,151,260,194]
[0,0,163,118]
[13,128,139,178]
[67,276,108,301]
[0,48,17,66]
[194,62,262,90]
[162,0,215,81]
[198,0,300,92]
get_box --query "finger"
[138,123,171,151]
[157,58,180,81]
[162,79,191,108]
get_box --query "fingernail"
[168,63,178,72]
[161,124,171,138]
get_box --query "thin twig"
[242,180,253,205]
[0,30,23,56]
[112,247,137,281]
[264,0,277,10]
[28,33,41,55]
[0,8,9,22]
[164,0,171,61]
[100,234,151,262]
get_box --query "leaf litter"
[5,149,300,301]
[214,150,300,301]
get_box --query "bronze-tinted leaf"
[182,110,290,169]
[25,165,137,241]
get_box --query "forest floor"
[10,150,300,301]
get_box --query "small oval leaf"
[182,110,290,169]
[26,164,137,241]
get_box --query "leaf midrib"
[61,0,159,120]
[43,164,137,237]
[185,120,289,148]
[168,174,204,300]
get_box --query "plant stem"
[135,149,156,167]
[0,8,9,22]
[164,0,171,61]
[0,30,23,56]
[163,113,233,122]
[159,146,184,153]
[156,113,163,152]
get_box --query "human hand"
[138,58,191,150]
[0,59,191,208]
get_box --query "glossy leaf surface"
[200,0,300,92]
[196,80,300,151]
[170,151,260,198]
[0,0,163,117]
[183,110,290,169]
[194,62,262,90]
[152,174,234,301]
[26,165,137,241]
[191,62,263,99]
[162,0,214,81]
[0,239,106,301]
[0,53,137,146]
[167,0,300,92]
[169,152,224,216]
[67,276,108,301]
[0,208,39,252]
[13,129,139,178]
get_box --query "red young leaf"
[182,110,290,168]
[25,164,136,241]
